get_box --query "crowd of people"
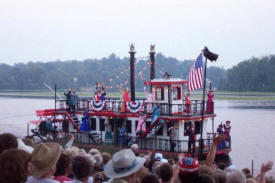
[0,132,273,183]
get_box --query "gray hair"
[226,170,246,183]
[94,154,103,168]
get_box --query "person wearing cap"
[26,142,62,183]
[154,153,168,163]
[174,156,200,183]
[104,149,146,183]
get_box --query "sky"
[0,0,275,69]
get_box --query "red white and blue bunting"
[90,100,106,111]
[126,101,144,113]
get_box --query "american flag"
[188,53,203,92]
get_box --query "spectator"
[141,173,160,183]
[198,174,215,183]
[89,148,101,156]
[93,154,104,174]
[54,153,72,183]
[130,144,139,156]
[135,167,149,183]
[226,170,246,183]
[0,133,18,154]
[102,152,112,170]
[104,149,145,183]
[214,169,227,183]
[175,156,200,183]
[159,163,173,183]
[0,149,31,183]
[66,155,94,183]
[26,142,62,183]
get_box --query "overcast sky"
[0,0,275,68]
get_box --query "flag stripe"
[188,53,203,92]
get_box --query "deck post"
[129,44,136,101]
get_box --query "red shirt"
[54,175,71,183]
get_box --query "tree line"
[0,53,274,92]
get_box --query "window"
[100,119,105,131]
[155,87,164,101]
[156,126,163,135]
[126,120,132,133]
[173,86,181,100]
[184,121,201,135]
[90,118,96,131]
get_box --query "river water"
[0,97,275,174]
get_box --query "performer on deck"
[224,120,231,147]
[144,87,153,113]
[206,90,214,114]
[118,124,127,147]
[121,88,130,112]
[186,123,196,156]
[71,89,79,114]
[64,89,72,113]
[168,126,176,152]
[183,92,192,113]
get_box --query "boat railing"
[56,98,215,116]
[69,131,230,153]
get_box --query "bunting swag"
[91,100,106,111]
[126,101,144,113]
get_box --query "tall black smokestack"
[150,45,155,82]
[129,44,136,101]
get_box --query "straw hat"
[104,149,145,178]
[29,143,62,178]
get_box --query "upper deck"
[56,97,215,120]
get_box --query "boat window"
[126,120,132,133]
[184,121,201,135]
[90,118,96,131]
[156,126,163,136]
[155,87,164,101]
[100,119,105,131]
[173,86,181,100]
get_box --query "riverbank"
[1,91,275,100]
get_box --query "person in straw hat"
[25,142,62,183]
[104,149,146,183]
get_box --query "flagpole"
[198,56,208,160]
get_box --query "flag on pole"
[188,53,203,92]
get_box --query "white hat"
[104,149,145,178]
[154,152,168,163]
[17,138,33,154]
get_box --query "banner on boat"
[126,101,144,113]
[90,100,106,111]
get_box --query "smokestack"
[129,44,136,101]
[150,44,155,81]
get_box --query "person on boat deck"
[206,90,214,114]
[168,126,176,152]
[185,123,196,156]
[183,92,192,113]
[71,90,78,114]
[118,124,127,147]
[144,87,153,113]
[94,91,100,102]
[217,123,226,149]
[100,87,106,101]
[121,88,130,112]
[224,120,231,147]
[64,89,73,113]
